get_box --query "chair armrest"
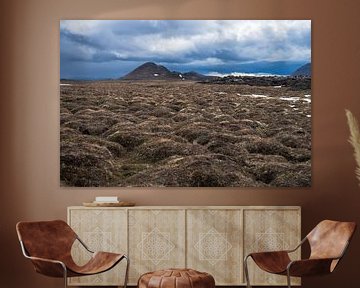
[246,251,291,274]
[26,255,67,278]
[26,255,65,265]
[76,236,94,253]
[245,237,306,259]
[286,237,307,253]
[19,240,67,277]
[287,258,336,277]
[247,250,290,258]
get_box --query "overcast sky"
[60,20,311,79]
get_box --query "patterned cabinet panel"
[243,209,301,286]
[68,208,127,286]
[67,206,301,286]
[128,209,186,284]
[187,209,243,285]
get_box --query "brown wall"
[1,0,360,287]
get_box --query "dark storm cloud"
[61,29,103,50]
[60,20,311,79]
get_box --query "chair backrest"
[307,220,356,261]
[16,220,77,261]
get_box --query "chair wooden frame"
[16,220,129,288]
[243,220,356,288]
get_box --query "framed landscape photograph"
[60,20,311,187]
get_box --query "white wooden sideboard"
[67,206,301,286]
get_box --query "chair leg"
[244,255,252,288]
[286,269,291,288]
[123,255,130,288]
[62,264,68,288]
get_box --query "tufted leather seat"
[138,268,215,288]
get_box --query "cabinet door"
[187,209,243,285]
[68,208,127,286]
[244,209,301,286]
[128,209,186,284]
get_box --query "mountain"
[122,62,178,80]
[291,63,311,77]
[121,62,214,81]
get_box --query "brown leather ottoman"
[138,268,215,288]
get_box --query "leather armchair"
[16,220,129,288]
[244,220,356,288]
